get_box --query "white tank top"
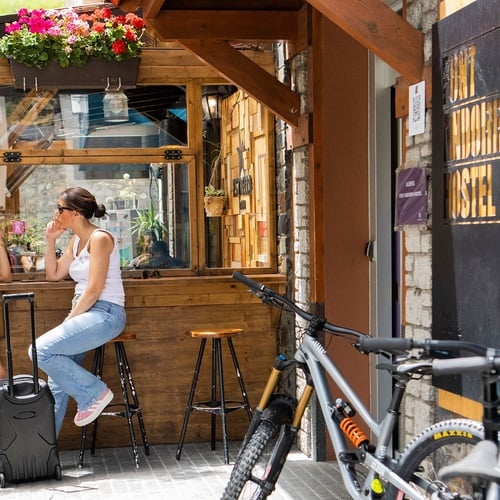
[69,229,125,307]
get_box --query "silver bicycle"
[221,272,494,500]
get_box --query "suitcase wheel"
[55,464,62,481]
[0,472,5,488]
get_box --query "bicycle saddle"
[439,440,500,483]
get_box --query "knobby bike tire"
[221,420,280,500]
[391,418,484,499]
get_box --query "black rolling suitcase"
[0,292,61,488]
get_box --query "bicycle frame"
[295,334,424,499]
[246,333,426,499]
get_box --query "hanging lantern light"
[103,77,129,122]
[202,86,223,121]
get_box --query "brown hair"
[59,187,107,219]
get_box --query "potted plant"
[5,216,45,273]
[203,184,227,217]
[203,146,227,217]
[0,7,145,88]
[131,201,167,244]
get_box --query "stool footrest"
[101,403,142,418]
[191,400,249,414]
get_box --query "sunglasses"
[57,204,73,214]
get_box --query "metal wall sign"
[432,0,500,399]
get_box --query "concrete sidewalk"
[0,442,349,499]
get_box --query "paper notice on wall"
[409,81,425,136]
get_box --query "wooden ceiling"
[115,0,423,126]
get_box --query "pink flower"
[5,22,21,34]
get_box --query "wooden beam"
[140,0,165,19]
[306,0,424,83]
[180,39,300,127]
[148,11,299,41]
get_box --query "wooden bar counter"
[0,275,286,450]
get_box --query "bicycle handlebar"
[357,336,500,356]
[233,272,365,338]
[233,272,500,365]
[432,355,500,375]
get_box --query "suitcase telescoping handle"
[2,292,39,395]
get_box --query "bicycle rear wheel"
[393,418,483,499]
[221,419,282,500]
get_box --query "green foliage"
[204,184,226,197]
[131,203,167,243]
[6,215,45,253]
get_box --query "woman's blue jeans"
[29,300,126,437]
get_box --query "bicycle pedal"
[338,451,364,463]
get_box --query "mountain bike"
[221,272,497,500]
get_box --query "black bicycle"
[221,272,499,499]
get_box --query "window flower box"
[9,56,140,89]
[0,7,144,89]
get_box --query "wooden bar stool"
[78,331,150,469]
[176,328,252,464]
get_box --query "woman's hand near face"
[45,221,66,243]
[44,221,72,282]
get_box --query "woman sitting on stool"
[31,187,126,437]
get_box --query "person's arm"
[65,231,113,320]
[44,221,73,282]
[0,229,12,282]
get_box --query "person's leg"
[31,301,125,426]
[49,352,86,437]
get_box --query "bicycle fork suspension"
[255,383,314,496]
[237,354,314,496]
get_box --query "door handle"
[365,240,375,261]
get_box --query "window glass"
[9,161,190,274]
[0,86,187,150]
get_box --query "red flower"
[112,39,126,55]
[126,13,145,30]
[91,22,105,34]
[125,29,136,42]
[100,8,113,19]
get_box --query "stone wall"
[399,0,439,445]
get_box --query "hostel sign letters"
[432,0,500,401]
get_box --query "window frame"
[1,81,277,280]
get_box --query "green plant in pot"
[203,185,227,217]
[204,185,226,197]
[131,202,167,244]
[203,143,226,216]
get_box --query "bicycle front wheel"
[393,418,483,499]
[221,419,281,500]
